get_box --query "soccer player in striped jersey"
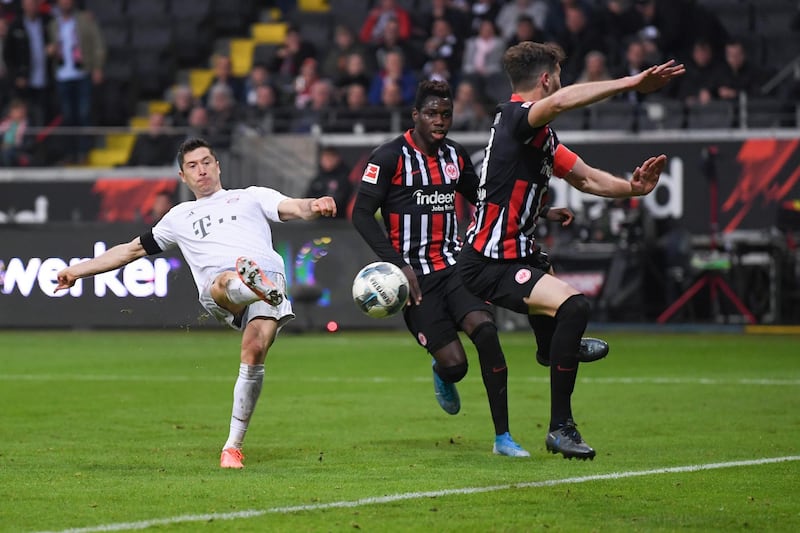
[54,137,338,469]
[353,79,604,456]
[353,79,532,457]
[459,42,684,459]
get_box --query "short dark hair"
[414,80,452,110]
[502,42,565,92]
[177,137,216,169]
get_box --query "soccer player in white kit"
[55,138,338,468]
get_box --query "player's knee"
[436,361,468,383]
[555,294,591,325]
[468,320,497,344]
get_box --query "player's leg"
[526,254,608,367]
[460,309,529,457]
[404,272,465,415]
[220,317,278,469]
[526,275,596,460]
[209,259,284,312]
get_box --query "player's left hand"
[630,154,667,196]
[311,196,337,217]
[545,207,574,226]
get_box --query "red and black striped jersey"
[353,130,480,275]
[466,94,567,260]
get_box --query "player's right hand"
[54,269,78,293]
[401,264,422,306]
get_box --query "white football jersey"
[152,187,289,296]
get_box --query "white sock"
[223,363,265,450]
[225,278,260,305]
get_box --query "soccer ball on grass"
[352,262,410,318]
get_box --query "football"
[352,262,410,318]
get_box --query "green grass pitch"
[1,330,798,532]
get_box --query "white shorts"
[199,269,295,331]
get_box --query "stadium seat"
[588,101,637,131]
[550,108,586,131]
[230,39,256,77]
[172,15,214,66]
[298,0,331,12]
[252,23,288,44]
[290,11,335,51]
[686,101,734,129]
[745,98,793,128]
[189,69,215,99]
[638,99,685,130]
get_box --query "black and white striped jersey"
[353,130,480,275]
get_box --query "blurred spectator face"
[346,84,368,109]
[725,42,745,71]
[384,51,404,75]
[147,112,165,134]
[150,193,173,223]
[345,53,366,76]
[478,19,496,40]
[626,40,645,69]
[427,58,450,82]
[309,81,333,109]
[431,18,451,39]
[188,106,208,127]
[564,6,586,33]
[214,56,233,79]
[634,0,655,21]
[57,0,75,15]
[380,0,397,10]
[515,17,536,41]
[8,101,27,121]
[255,85,276,108]
[209,86,233,112]
[693,42,713,67]
[285,29,301,52]
[320,148,341,171]
[299,58,319,80]
[23,0,40,18]
[334,25,354,49]
[173,86,194,111]
[584,51,607,78]
[249,65,269,86]
[455,81,477,103]
[381,80,403,107]
[381,19,400,46]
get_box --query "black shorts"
[403,266,492,354]
[458,243,549,315]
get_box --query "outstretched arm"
[278,196,337,221]
[54,237,148,292]
[561,153,667,198]
[528,60,685,127]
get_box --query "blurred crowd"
[0,0,798,166]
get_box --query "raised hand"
[630,155,667,196]
[634,60,686,94]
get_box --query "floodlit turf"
[1,330,798,532]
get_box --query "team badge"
[515,268,532,284]
[418,332,428,346]
[362,163,380,184]
[444,162,459,180]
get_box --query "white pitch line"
[2,374,799,386]
[36,455,800,533]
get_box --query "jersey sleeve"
[509,102,540,142]
[453,141,479,205]
[247,186,290,222]
[150,211,178,253]
[351,144,406,268]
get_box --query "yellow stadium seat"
[229,38,255,77]
[88,148,131,168]
[298,0,330,11]
[129,116,150,130]
[251,22,287,44]
[148,101,172,115]
[106,133,137,152]
[189,69,214,99]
